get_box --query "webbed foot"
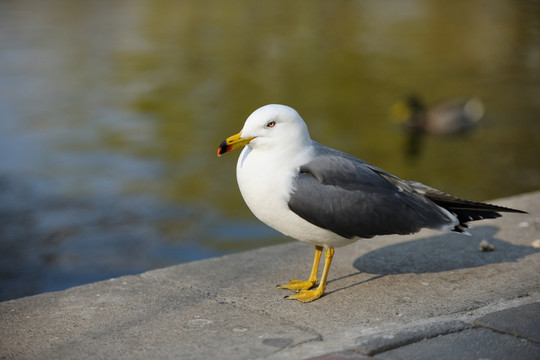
[277,279,316,292]
[284,288,324,303]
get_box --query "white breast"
[236,145,356,248]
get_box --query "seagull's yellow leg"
[277,245,323,292]
[285,247,335,303]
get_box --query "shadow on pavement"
[352,225,538,275]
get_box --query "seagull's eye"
[266,121,276,128]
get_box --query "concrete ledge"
[1,191,539,359]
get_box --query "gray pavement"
[1,191,539,359]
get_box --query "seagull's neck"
[246,140,314,168]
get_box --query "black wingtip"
[425,190,528,215]
[483,203,528,214]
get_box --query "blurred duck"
[390,95,485,158]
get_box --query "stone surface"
[474,302,540,343]
[377,328,540,360]
[307,351,377,360]
[0,191,539,359]
[354,320,471,355]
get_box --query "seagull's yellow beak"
[217,132,255,157]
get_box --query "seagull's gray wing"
[288,144,456,239]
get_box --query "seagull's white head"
[217,104,311,156]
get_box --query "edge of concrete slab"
[353,319,472,355]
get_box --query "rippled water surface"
[1,0,539,300]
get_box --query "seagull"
[217,104,525,303]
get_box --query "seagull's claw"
[277,279,317,292]
[284,288,324,303]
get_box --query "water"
[1,0,539,301]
